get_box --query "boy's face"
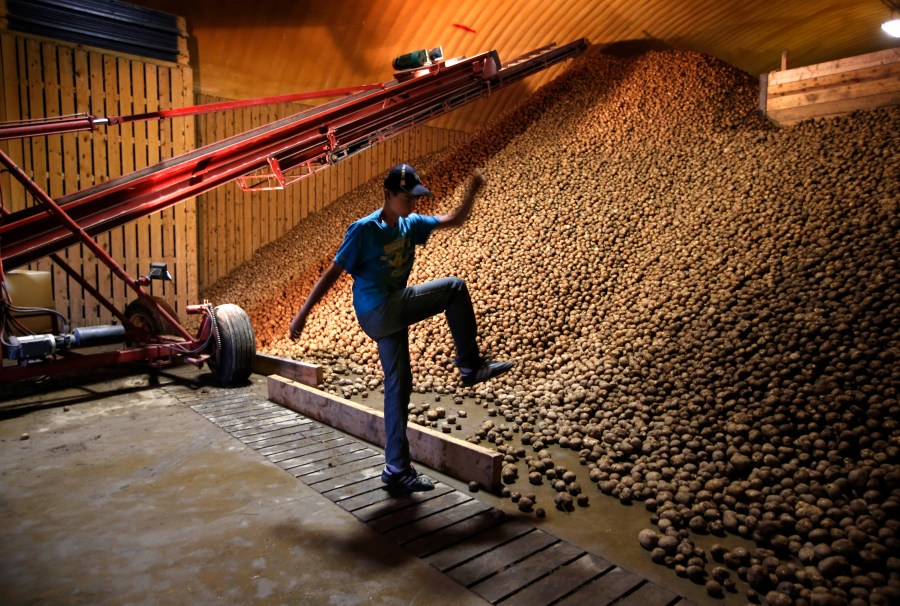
[385,189,420,218]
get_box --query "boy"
[289,164,513,494]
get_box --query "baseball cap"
[384,164,432,197]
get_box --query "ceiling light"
[883,18,900,37]
[883,1,900,37]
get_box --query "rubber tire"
[208,304,255,385]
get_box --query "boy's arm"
[435,170,486,230]
[289,261,345,340]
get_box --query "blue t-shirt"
[334,209,440,316]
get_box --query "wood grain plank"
[83,49,107,324]
[303,451,386,485]
[767,91,900,124]
[58,45,82,322]
[265,435,352,463]
[384,498,492,546]
[350,482,455,518]
[131,61,150,296]
[250,426,332,454]
[425,518,533,571]
[243,107,255,263]
[367,488,468,530]
[105,54,126,319]
[322,474,385,503]
[42,43,68,318]
[117,56,139,298]
[767,47,900,86]
[278,441,368,472]
[0,34,17,209]
[175,64,197,312]
[253,353,322,386]
[767,75,900,111]
[221,410,301,433]
[145,63,163,299]
[405,507,516,560]
[156,65,175,307]
[768,61,900,97]
[555,568,648,606]
[311,463,385,494]
[333,478,428,513]
[605,579,678,606]
[240,424,326,448]
[23,39,48,280]
[221,106,236,285]
[232,101,246,270]
[199,407,287,425]
[448,529,557,588]
[469,540,584,604]
[500,552,613,606]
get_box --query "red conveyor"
[1,40,587,272]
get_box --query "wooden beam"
[253,353,322,386]
[768,61,900,97]
[768,47,900,86]
[766,75,900,111]
[765,47,900,125]
[267,374,502,489]
[766,91,900,124]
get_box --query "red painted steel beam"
[0,85,386,141]
[0,344,198,381]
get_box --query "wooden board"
[767,91,900,125]
[767,75,900,111]
[768,47,900,86]
[469,540,586,603]
[765,47,900,125]
[267,374,502,489]
[253,353,322,386]
[556,567,646,606]
[501,553,613,606]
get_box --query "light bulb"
[882,18,900,37]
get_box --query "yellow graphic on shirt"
[381,236,413,278]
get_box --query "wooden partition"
[762,47,900,125]
[194,95,468,292]
[0,31,197,327]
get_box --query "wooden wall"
[0,31,196,327]
[194,95,468,292]
[763,47,900,125]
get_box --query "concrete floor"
[0,367,490,606]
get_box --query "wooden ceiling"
[131,0,897,132]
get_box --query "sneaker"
[381,465,435,495]
[460,359,515,387]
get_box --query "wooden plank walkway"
[166,382,697,606]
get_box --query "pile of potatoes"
[206,50,899,605]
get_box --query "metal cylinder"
[72,324,126,348]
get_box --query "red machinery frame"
[0,40,588,383]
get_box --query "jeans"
[357,277,481,469]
